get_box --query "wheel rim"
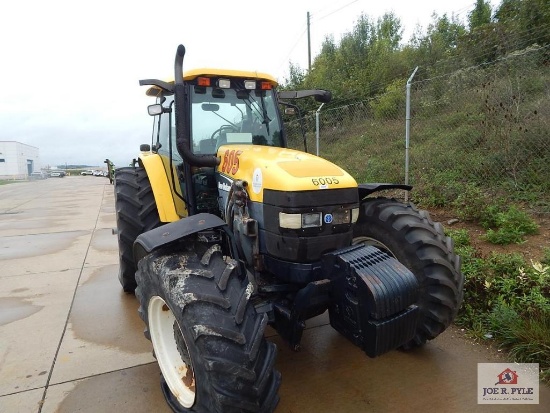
[148,296,196,408]
[352,236,396,258]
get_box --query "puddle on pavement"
[90,228,118,251]
[0,297,43,326]
[0,230,88,260]
[272,326,457,413]
[70,265,150,353]
[54,364,170,413]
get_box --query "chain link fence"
[284,45,550,212]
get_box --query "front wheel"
[135,244,281,413]
[353,197,463,348]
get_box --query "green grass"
[0,179,22,186]
[446,228,550,382]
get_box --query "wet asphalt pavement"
[0,177,548,413]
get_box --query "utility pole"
[307,11,311,71]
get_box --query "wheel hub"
[352,236,395,258]
[148,296,196,408]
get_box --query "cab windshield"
[190,85,283,154]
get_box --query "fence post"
[315,103,325,156]
[405,66,418,202]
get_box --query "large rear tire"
[353,197,463,348]
[135,244,281,413]
[114,167,161,293]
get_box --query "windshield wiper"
[245,93,271,136]
[211,110,238,128]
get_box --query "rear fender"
[358,183,412,200]
[139,153,187,222]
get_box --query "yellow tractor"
[114,45,463,413]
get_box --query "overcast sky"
[0,0,493,168]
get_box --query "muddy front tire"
[114,167,160,293]
[135,244,281,413]
[353,197,463,348]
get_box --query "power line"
[311,0,360,23]
[310,0,359,20]
[276,26,308,75]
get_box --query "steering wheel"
[210,125,239,147]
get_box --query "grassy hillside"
[288,50,550,215]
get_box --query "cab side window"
[157,96,182,162]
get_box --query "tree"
[468,0,492,31]
[283,61,305,90]
[495,0,550,48]
[412,13,466,74]
[376,12,403,52]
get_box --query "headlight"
[332,210,351,225]
[279,212,322,229]
[351,207,359,223]
[279,210,356,229]
[279,213,302,229]
[302,212,322,228]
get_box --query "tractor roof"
[145,68,278,97]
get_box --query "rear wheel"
[353,197,463,348]
[114,167,161,292]
[135,244,281,413]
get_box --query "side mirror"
[314,90,332,103]
[147,104,164,116]
[277,89,332,103]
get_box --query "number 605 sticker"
[221,150,243,175]
[312,177,339,185]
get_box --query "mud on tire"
[353,197,463,348]
[135,244,281,413]
[114,167,160,292]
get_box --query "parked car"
[93,170,103,176]
[30,171,47,179]
[81,170,94,176]
[50,171,66,178]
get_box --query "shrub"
[458,254,550,382]
[482,205,538,244]
[541,248,550,266]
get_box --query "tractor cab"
[139,68,332,220]
[145,69,285,156]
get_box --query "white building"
[0,141,41,179]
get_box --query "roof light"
[218,79,231,88]
[244,80,256,90]
[261,81,273,90]
[197,77,211,86]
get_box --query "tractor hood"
[215,145,357,203]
